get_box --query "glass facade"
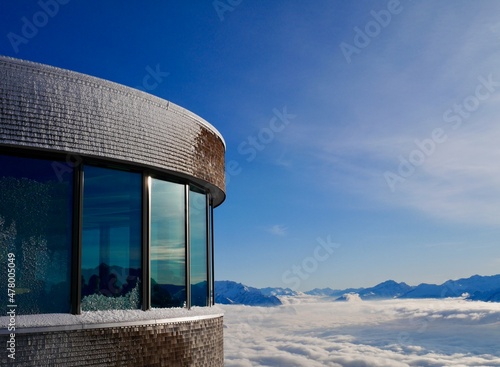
[150,179,186,308]
[81,166,143,311]
[190,189,209,307]
[0,153,215,314]
[0,154,73,315]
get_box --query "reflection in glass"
[190,188,208,307]
[150,179,186,308]
[0,154,73,315]
[209,204,214,306]
[81,166,142,311]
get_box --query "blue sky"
[2,1,500,290]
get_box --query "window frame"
[188,185,211,307]
[79,163,144,312]
[0,148,216,314]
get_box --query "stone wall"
[0,316,223,366]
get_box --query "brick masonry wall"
[0,316,224,366]
[0,57,225,205]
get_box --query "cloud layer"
[222,297,500,366]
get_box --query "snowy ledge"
[0,306,224,334]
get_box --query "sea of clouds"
[221,296,500,366]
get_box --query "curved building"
[0,56,225,366]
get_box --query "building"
[0,56,225,366]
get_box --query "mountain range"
[215,274,500,306]
[215,280,282,306]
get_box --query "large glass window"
[81,166,142,311]
[189,188,209,307]
[209,204,214,306]
[0,154,73,315]
[0,153,216,314]
[150,179,186,308]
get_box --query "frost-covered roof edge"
[0,55,226,149]
[0,313,223,335]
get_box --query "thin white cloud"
[268,224,288,236]
[286,80,500,224]
[222,297,500,366]
[265,1,500,228]
[378,122,500,226]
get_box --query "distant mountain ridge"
[305,280,413,300]
[216,274,500,306]
[306,274,500,302]
[214,281,283,306]
[400,274,500,300]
